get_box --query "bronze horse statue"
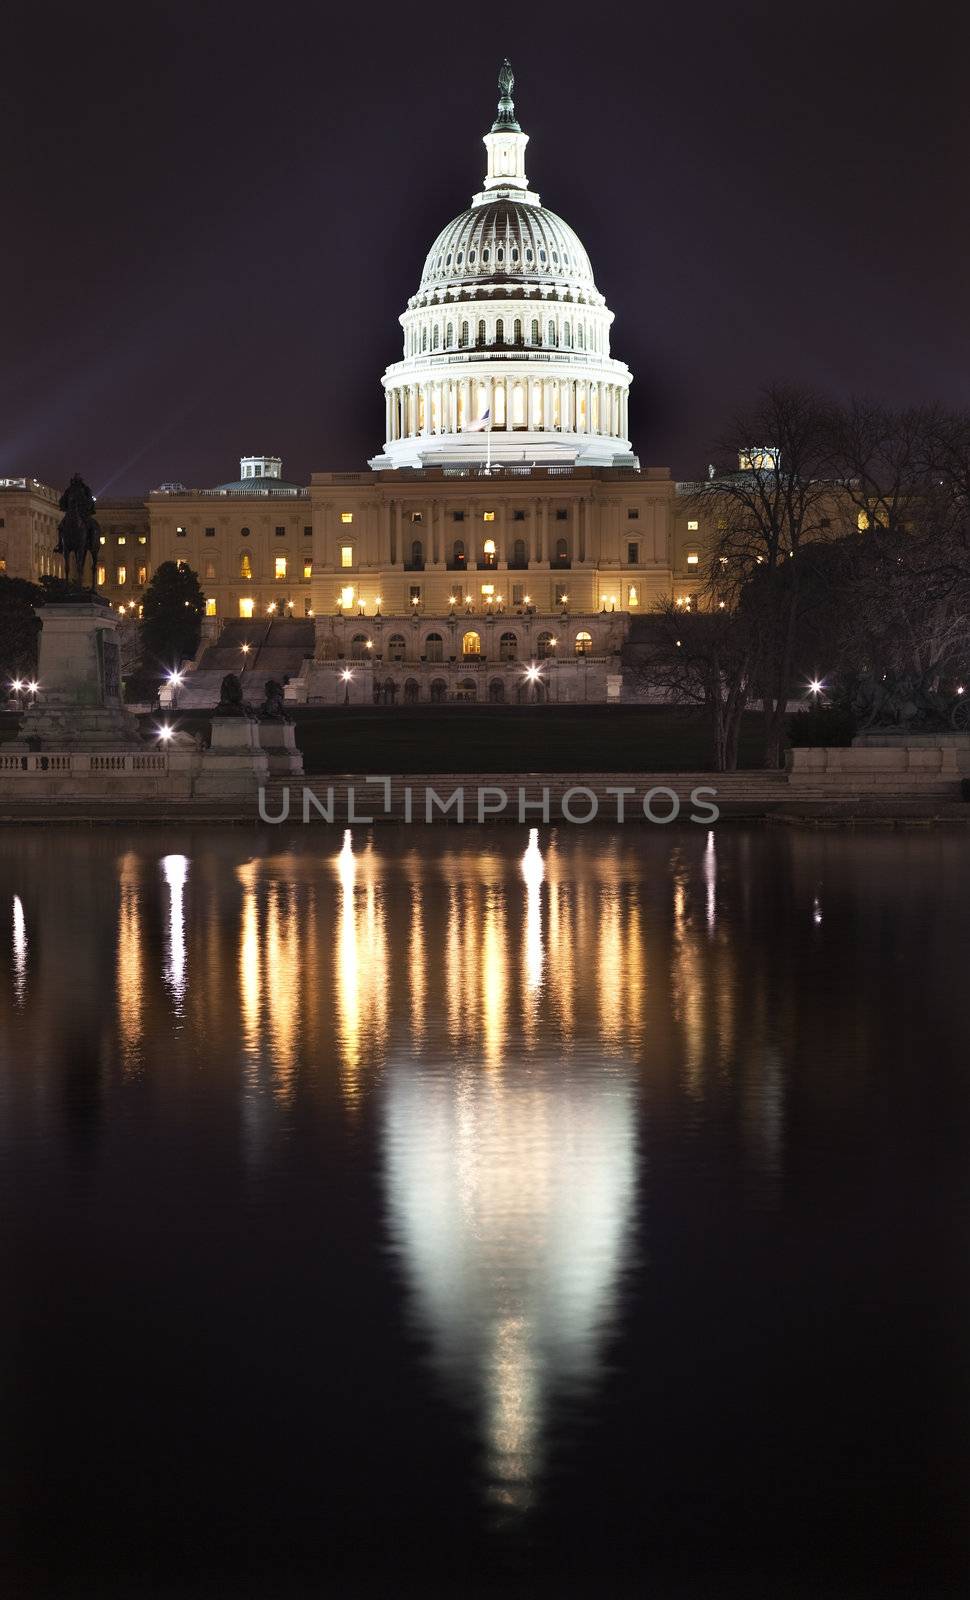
[56,474,101,587]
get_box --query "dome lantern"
[480,58,532,201]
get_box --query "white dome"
[419,200,596,296]
[369,61,636,473]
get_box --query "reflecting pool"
[0,827,967,1597]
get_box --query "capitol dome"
[369,62,635,472]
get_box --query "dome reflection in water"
[381,829,637,1510]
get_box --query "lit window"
[575,631,593,655]
[628,584,639,607]
[340,586,355,608]
[481,583,495,596]
[239,597,255,618]
[410,511,423,523]
[240,554,253,579]
[176,526,186,537]
[687,520,699,531]
[483,511,495,522]
[340,512,353,524]
[97,564,106,586]
[483,538,496,557]
[117,565,127,585]
[462,630,481,655]
[137,565,148,585]
[205,598,217,617]
[138,535,147,544]
[117,535,126,545]
[303,561,312,580]
[275,556,287,580]
[858,511,870,531]
[687,552,699,566]
[340,545,353,568]
[99,535,106,545]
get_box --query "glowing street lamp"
[156,723,175,744]
[375,595,383,615]
[340,667,353,705]
[808,678,825,697]
[240,642,251,656]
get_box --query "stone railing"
[0,751,171,776]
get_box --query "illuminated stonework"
[370,62,635,471]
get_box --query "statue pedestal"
[14,601,144,750]
[256,722,303,776]
[195,718,269,797]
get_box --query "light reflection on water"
[0,825,967,1594]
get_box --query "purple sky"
[4,1,968,494]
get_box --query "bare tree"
[625,602,754,771]
[686,385,837,765]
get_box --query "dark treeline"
[627,386,970,769]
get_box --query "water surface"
[0,826,967,1597]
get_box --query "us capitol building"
[1,64,709,706]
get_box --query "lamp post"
[341,668,353,706]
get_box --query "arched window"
[563,323,572,348]
[513,318,522,343]
[409,538,424,568]
[462,630,481,656]
[575,630,593,656]
[482,537,496,566]
[548,320,557,346]
[424,632,444,662]
[477,319,486,347]
[499,630,518,661]
[460,320,469,348]
[488,679,505,703]
[430,678,448,703]
[511,537,527,567]
[350,633,370,659]
[495,318,504,344]
[432,325,440,350]
[452,538,466,566]
[445,321,454,347]
[239,553,253,578]
[387,634,406,661]
[577,325,585,349]
[421,327,427,352]
[555,536,569,562]
[404,678,419,703]
[537,631,556,658]
[456,678,477,701]
[531,318,540,344]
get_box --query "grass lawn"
[162,704,766,773]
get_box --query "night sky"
[4,1,968,496]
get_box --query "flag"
[466,408,491,432]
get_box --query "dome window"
[446,253,452,266]
[553,252,559,264]
[457,252,463,265]
[531,318,539,343]
[469,250,476,264]
[539,249,547,264]
[525,248,533,262]
[482,248,490,263]
[511,246,519,261]
[497,247,504,262]
[496,318,504,343]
